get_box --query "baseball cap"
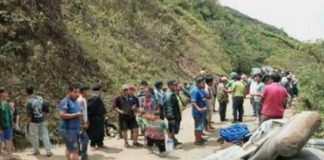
[122,84,129,91]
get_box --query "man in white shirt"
[77,84,91,160]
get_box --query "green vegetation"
[267,41,324,137]
[0,0,322,147]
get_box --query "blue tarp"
[220,124,249,143]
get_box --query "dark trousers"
[146,137,166,153]
[159,105,165,120]
[88,117,105,147]
[219,101,227,121]
[232,97,244,122]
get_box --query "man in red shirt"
[260,73,288,125]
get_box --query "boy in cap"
[115,85,142,148]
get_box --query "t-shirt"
[0,101,12,128]
[249,80,258,96]
[191,87,207,119]
[115,96,138,119]
[233,81,245,97]
[205,85,215,106]
[26,96,45,123]
[139,97,158,113]
[154,88,164,107]
[226,80,234,89]
[254,83,265,102]
[261,83,288,117]
[77,96,88,123]
[59,97,81,130]
[128,95,139,108]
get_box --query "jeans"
[253,100,261,116]
[29,121,52,153]
[232,97,244,122]
[251,98,257,116]
[78,131,89,160]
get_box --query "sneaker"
[46,152,53,157]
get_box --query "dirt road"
[18,99,260,160]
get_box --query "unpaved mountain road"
[15,98,292,160]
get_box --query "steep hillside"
[0,0,302,147]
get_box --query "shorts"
[119,117,138,131]
[194,118,205,131]
[168,120,181,134]
[60,129,79,151]
[1,128,13,141]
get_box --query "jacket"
[165,92,182,121]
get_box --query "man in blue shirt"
[59,84,83,160]
[191,77,207,146]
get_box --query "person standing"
[205,75,215,131]
[153,81,165,120]
[217,77,229,122]
[25,85,53,157]
[251,74,264,117]
[59,84,83,160]
[87,83,107,149]
[77,84,91,160]
[0,87,19,160]
[115,85,142,148]
[140,87,159,115]
[191,77,208,145]
[165,80,182,147]
[138,81,149,98]
[227,75,245,123]
[260,73,288,124]
[249,76,258,117]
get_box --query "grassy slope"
[0,0,303,147]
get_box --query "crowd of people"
[0,67,298,160]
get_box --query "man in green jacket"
[165,80,182,147]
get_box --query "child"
[143,114,167,155]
